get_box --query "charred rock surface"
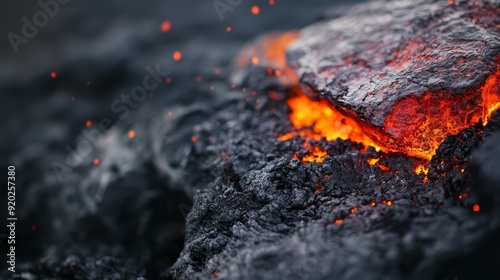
[170,83,500,279]
[287,0,500,159]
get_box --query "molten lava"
[238,31,500,163]
[383,65,500,160]
[279,87,383,162]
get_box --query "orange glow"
[370,202,376,207]
[240,32,500,162]
[85,120,92,127]
[367,158,380,166]
[236,31,299,85]
[281,92,380,145]
[414,164,428,175]
[269,0,275,5]
[383,65,500,160]
[280,90,383,162]
[128,130,136,139]
[383,200,393,206]
[302,146,328,163]
[93,158,100,165]
[173,51,182,61]
[473,204,480,212]
[191,135,197,143]
[378,164,390,171]
[226,26,231,32]
[334,219,343,225]
[251,6,260,15]
[350,207,357,213]
[161,21,171,32]
[50,72,57,78]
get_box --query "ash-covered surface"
[2,0,500,279]
[287,0,500,153]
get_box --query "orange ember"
[128,130,136,139]
[93,158,100,165]
[302,146,328,163]
[383,200,393,206]
[173,51,182,61]
[50,72,57,78]
[161,21,171,32]
[251,6,260,15]
[473,204,480,212]
[414,164,429,175]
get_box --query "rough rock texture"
[170,75,500,279]
[287,0,500,159]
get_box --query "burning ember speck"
[161,21,171,32]
[173,51,182,61]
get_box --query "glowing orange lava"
[279,88,383,162]
[414,164,429,175]
[239,31,500,163]
[383,65,500,160]
[302,146,328,163]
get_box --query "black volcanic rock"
[169,80,500,279]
